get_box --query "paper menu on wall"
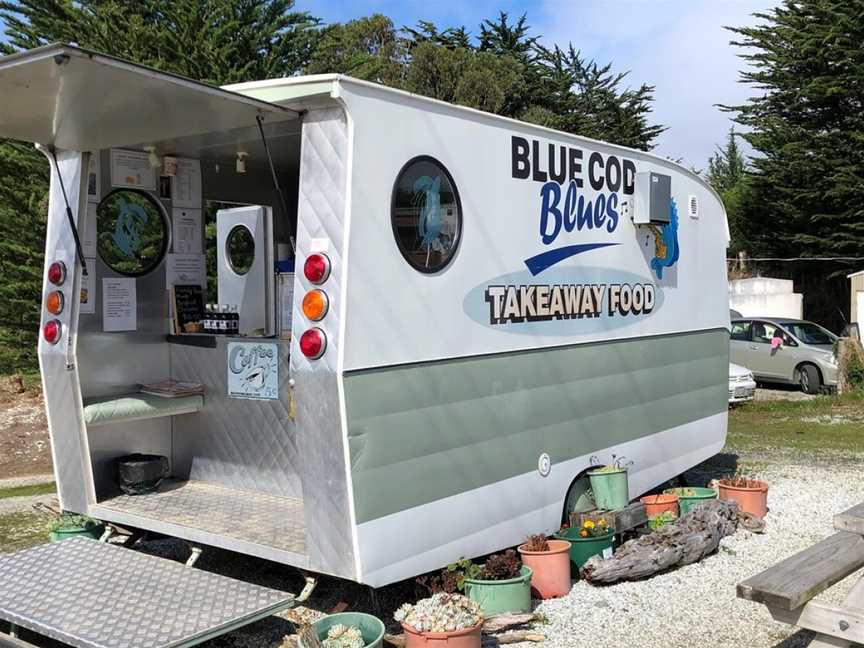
[81,203,97,257]
[103,278,136,332]
[110,149,156,191]
[171,208,202,254]
[86,154,100,203]
[79,258,96,315]
[171,158,202,208]
[166,254,206,289]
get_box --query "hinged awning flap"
[0,43,298,151]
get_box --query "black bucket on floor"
[114,454,169,495]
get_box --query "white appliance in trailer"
[0,44,730,597]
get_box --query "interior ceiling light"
[144,145,161,169]
[236,152,248,174]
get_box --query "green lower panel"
[344,330,729,523]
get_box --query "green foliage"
[706,128,749,252]
[648,511,676,531]
[49,512,101,532]
[724,0,864,266]
[306,11,664,150]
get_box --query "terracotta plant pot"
[640,494,678,518]
[402,621,483,648]
[518,539,572,599]
[718,479,769,518]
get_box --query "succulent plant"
[524,534,550,552]
[394,593,483,633]
[479,550,521,581]
[322,623,364,648]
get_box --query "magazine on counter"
[139,379,205,398]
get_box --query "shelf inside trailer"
[92,479,307,561]
[83,393,204,427]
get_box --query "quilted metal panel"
[0,537,293,648]
[291,106,356,578]
[170,338,301,499]
[98,479,306,554]
[39,148,94,513]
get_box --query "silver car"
[730,317,839,394]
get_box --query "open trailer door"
[0,43,298,150]
[0,44,301,647]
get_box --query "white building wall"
[729,277,803,319]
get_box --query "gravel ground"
[755,386,817,401]
[524,460,864,648]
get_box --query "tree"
[707,128,748,252]
[725,0,864,262]
[306,12,664,151]
[0,0,321,371]
[725,0,864,328]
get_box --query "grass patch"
[728,391,864,456]
[0,482,55,500]
[0,511,49,553]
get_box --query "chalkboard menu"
[171,285,205,334]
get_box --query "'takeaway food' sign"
[463,135,678,334]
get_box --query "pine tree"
[726,0,864,262]
[725,0,864,327]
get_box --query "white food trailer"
[0,43,729,621]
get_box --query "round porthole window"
[97,189,168,276]
[391,156,462,273]
[226,225,255,275]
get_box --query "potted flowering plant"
[395,593,483,648]
[555,518,614,573]
[586,455,631,510]
[299,613,385,648]
[462,550,532,616]
[517,534,572,599]
[717,474,768,518]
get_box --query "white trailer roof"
[0,43,298,151]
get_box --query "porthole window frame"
[96,188,170,278]
[390,155,463,275]
[225,223,256,276]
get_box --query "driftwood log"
[580,499,740,584]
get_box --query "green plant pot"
[48,523,105,543]
[587,468,629,510]
[464,566,532,616]
[299,612,385,648]
[664,487,718,516]
[555,529,615,573]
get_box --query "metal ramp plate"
[0,537,294,648]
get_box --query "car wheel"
[797,364,821,395]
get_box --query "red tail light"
[303,254,331,284]
[299,328,326,359]
[48,261,66,286]
[43,319,62,345]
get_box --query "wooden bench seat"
[737,531,864,610]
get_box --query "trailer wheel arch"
[560,466,598,526]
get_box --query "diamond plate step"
[0,537,294,648]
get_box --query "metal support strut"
[296,573,318,603]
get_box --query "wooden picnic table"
[738,502,864,647]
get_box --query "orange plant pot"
[518,539,572,599]
[640,494,679,518]
[718,479,769,518]
[403,622,482,648]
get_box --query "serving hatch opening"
[0,43,298,151]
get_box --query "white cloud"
[534,0,776,168]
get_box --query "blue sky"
[1,1,775,167]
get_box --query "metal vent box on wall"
[633,171,672,224]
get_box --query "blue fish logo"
[413,175,443,255]
[113,198,149,259]
[648,199,679,279]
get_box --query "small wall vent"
[688,195,700,219]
